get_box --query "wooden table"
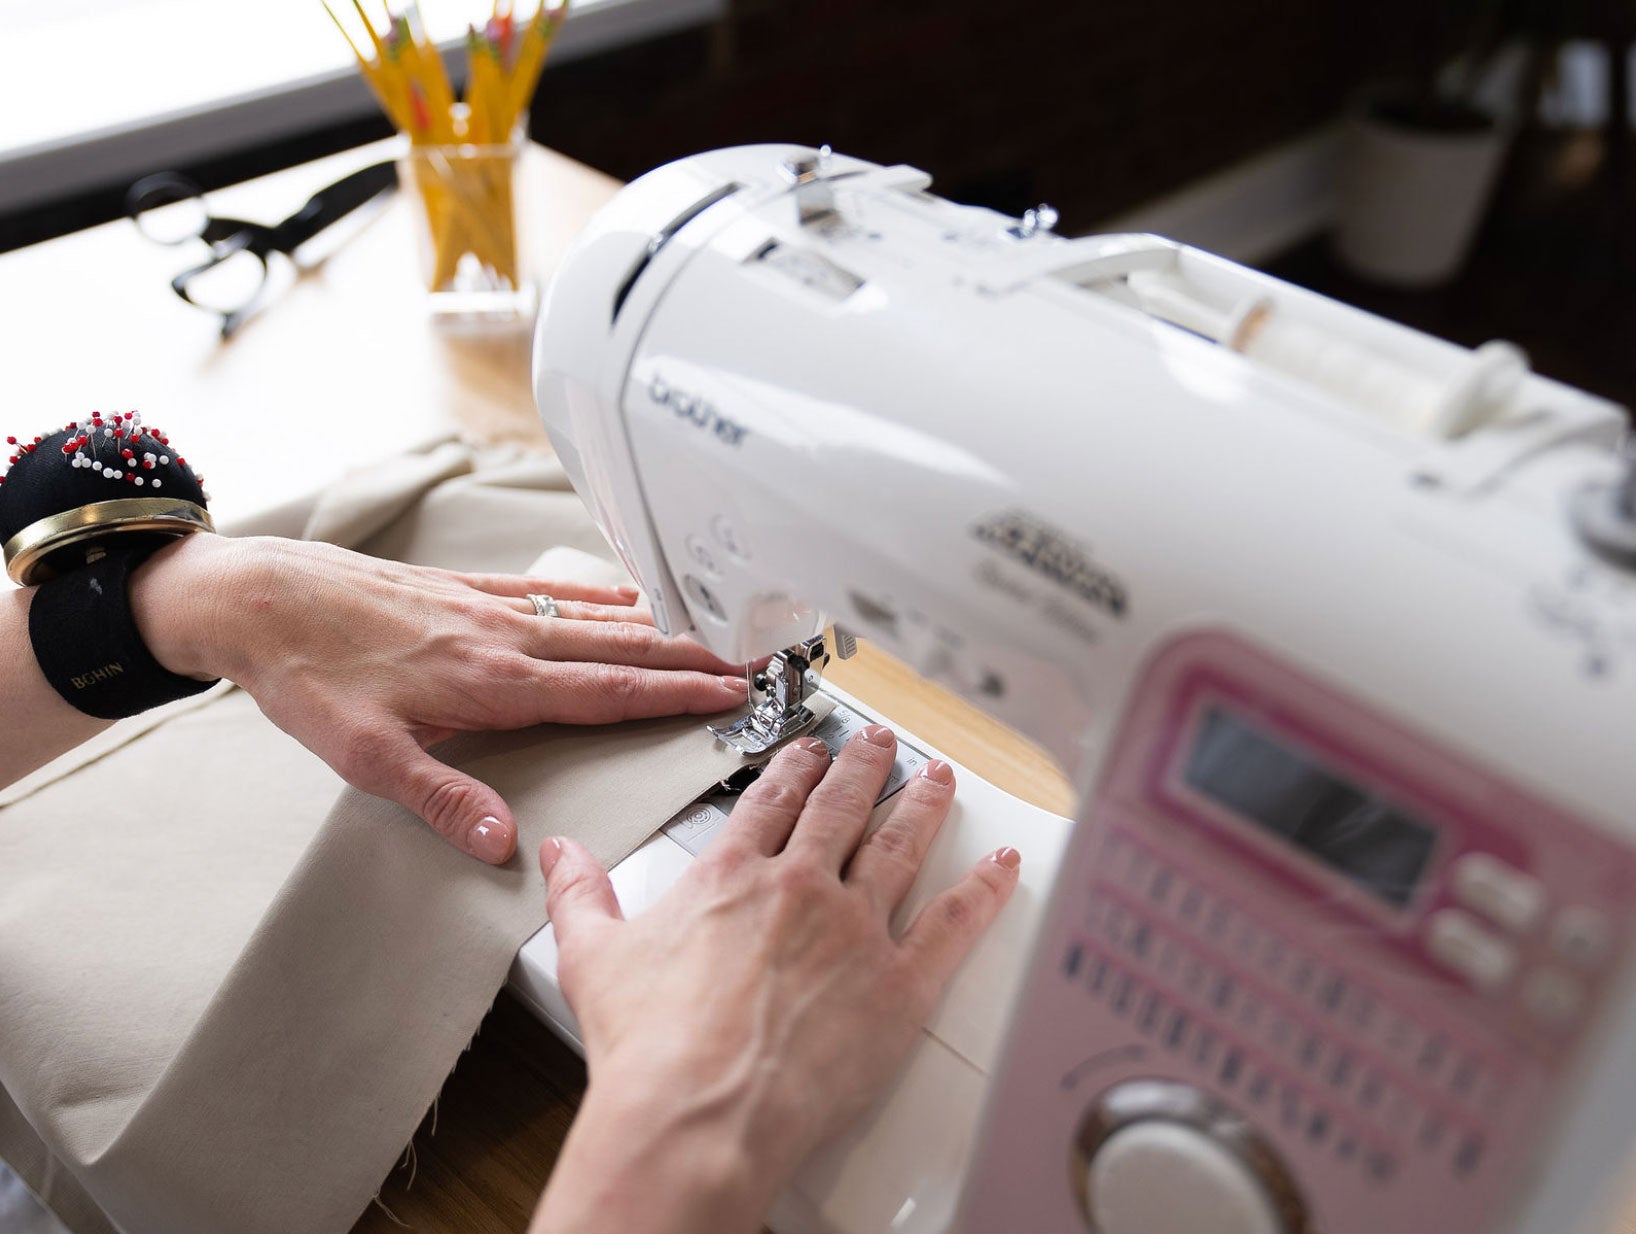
[8,140,1627,1234]
[0,138,621,536]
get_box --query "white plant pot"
[1333,106,1511,288]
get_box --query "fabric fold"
[0,445,757,1234]
[80,716,747,1234]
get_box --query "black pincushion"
[1,413,211,583]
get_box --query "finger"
[503,597,657,625]
[540,835,624,936]
[900,848,1021,985]
[846,760,956,913]
[538,661,750,723]
[346,729,518,865]
[523,618,744,674]
[785,725,897,868]
[717,736,833,858]
[462,574,642,606]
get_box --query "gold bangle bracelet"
[3,498,215,585]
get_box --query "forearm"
[530,1074,787,1234]
[0,584,114,786]
[0,534,243,790]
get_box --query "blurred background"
[2,0,1634,413]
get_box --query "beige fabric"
[0,1087,107,1234]
[0,683,235,812]
[0,445,753,1234]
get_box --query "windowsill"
[0,0,722,215]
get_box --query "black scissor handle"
[125,172,210,245]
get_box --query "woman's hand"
[531,726,1021,1234]
[131,534,750,863]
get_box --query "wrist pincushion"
[2,412,220,718]
[1,412,212,585]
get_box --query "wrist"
[127,533,253,682]
[533,1073,788,1234]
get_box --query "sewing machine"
[513,143,1636,1234]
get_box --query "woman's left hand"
[132,534,751,863]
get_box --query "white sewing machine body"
[526,144,1636,1234]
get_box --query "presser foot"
[708,704,821,756]
[708,632,834,756]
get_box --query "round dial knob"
[1072,1080,1307,1234]
[1086,1120,1285,1234]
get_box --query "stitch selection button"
[1427,910,1516,992]
[1551,906,1609,967]
[682,574,726,621]
[1450,853,1544,934]
[711,514,748,560]
[684,534,721,577]
[1521,969,1584,1027]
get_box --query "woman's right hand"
[531,725,1020,1234]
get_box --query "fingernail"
[721,675,751,693]
[469,816,514,864]
[862,724,895,747]
[992,846,1022,871]
[793,736,830,756]
[540,836,564,875]
[918,759,954,785]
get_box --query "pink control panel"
[961,631,1636,1234]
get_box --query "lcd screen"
[1182,706,1437,909]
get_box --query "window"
[0,0,723,212]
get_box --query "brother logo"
[649,375,749,447]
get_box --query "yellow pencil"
[324,2,408,129]
[505,1,566,131]
[325,0,571,294]
[405,4,459,139]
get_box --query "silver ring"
[527,593,559,618]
